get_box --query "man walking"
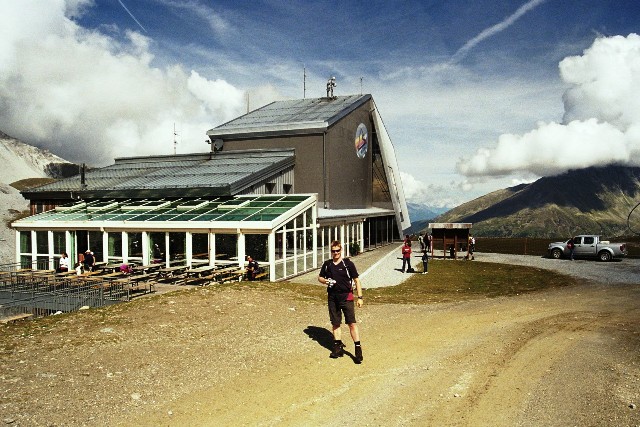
[318,241,364,363]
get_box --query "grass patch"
[364,260,577,304]
[282,259,579,305]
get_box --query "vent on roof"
[87,201,119,212]
[218,199,249,210]
[177,200,209,211]
[121,201,171,211]
[55,202,86,212]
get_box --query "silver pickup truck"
[547,235,628,261]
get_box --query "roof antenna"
[326,76,336,99]
[303,66,306,99]
[173,123,179,155]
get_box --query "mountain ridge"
[434,165,640,238]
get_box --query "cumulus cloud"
[0,0,246,165]
[457,33,640,177]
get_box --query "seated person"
[246,255,259,281]
[56,252,70,273]
[74,262,84,275]
[119,263,132,274]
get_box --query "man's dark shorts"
[328,295,356,325]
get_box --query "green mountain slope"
[434,165,640,238]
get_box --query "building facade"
[14,95,410,281]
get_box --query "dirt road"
[1,262,639,426]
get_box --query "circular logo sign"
[355,123,368,159]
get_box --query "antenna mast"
[303,66,306,98]
[173,123,178,155]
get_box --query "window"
[265,183,276,194]
[583,237,594,245]
[283,184,292,194]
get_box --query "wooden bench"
[0,313,34,324]
[253,271,269,281]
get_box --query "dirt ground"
[1,259,639,426]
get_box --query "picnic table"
[211,266,245,283]
[131,264,162,274]
[184,265,218,285]
[157,265,189,280]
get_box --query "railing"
[0,271,129,320]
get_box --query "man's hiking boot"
[354,345,363,364]
[330,341,344,358]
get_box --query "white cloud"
[457,33,640,177]
[0,0,246,165]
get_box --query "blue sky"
[2,0,640,209]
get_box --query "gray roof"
[23,149,295,200]
[207,94,371,139]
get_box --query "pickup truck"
[547,235,628,261]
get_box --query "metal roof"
[207,94,371,139]
[22,149,295,200]
[13,194,316,232]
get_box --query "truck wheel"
[551,248,563,259]
[598,251,612,262]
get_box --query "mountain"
[0,131,76,265]
[406,203,448,234]
[433,165,640,238]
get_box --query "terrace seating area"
[0,261,256,319]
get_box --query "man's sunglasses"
[331,249,341,253]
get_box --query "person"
[56,252,69,273]
[567,237,575,260]
[119,263,132,274]
[468,234,476,260]
[404,234,411,246]
[318,241,364,363]
[401,240,412,272]
[427,233,433,253]
[421,249,429,274]
[83,249,95,272]
[74,262,83,275]
[153,243,162,263]
[246,255,259,280]
[418,233,424,252]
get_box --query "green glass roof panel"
[16,195,315,226]
[192,213,224,221]
[245,213,280,221]
[245,201,276,208]
[275,201,301,208]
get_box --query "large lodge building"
[13,94,410,281]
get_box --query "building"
[13,94,410,281]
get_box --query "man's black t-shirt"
[319,258,359,294]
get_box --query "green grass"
[277,259,578,305]
[364,260,576,304]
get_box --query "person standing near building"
[421,250,429,274]
[418,233,424,252]
[318,241,364,363]
[427,233,433,253]
[401,240,412,272]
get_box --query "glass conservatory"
[12,194,319,281]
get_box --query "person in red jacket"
[401,241,412,273]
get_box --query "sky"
[1,0,640,210]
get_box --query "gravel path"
[295,244,640,288]
[474,252,640,285]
